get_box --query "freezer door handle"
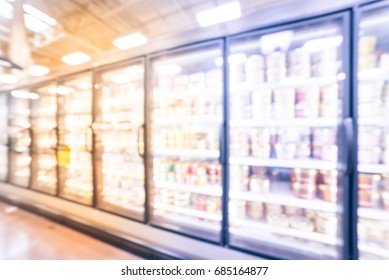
[85,126,93,153]
[343,117,354,175]
[137,123,145,158]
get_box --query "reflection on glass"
[0,94,8,181]
[8,93,31,187]
[150,44,224,241]
[93,62,146,220]
[57,73,93,205]
[228,20,345,259]
[30,84,58,195]
[358,7,389,260]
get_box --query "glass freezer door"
[228,17,347,259]
[93,61,145,220]
[0,93,8,182]
[150,42,224,241]
[8,92,32,187]
[30,84,58,195]
[357,5,389,259]
[57,73,93,205]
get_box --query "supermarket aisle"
[0,201,143,260]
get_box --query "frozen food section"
[357,6,389,260]
[8,91,32,187]
[0,93,8,182]
[30,84,58,195]
[57,73,93,205]
[227,18,347,259]
[150,43,224,241]
[93,61,146,220]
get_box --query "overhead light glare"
[111,74,131,84]
[155,64,181,76]
[11,90,39,100]
[303,36,343,53]
[29,65,50,77]
[196,1,241,27]
[112,32,148,50]
[0,0,13,20]
[61,52,90,66]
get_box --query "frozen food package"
[312,48,338,64]
[359,36,377,56]
[295,86,320,118]
[251,89,272,120]
[288,48,311,66]
[230,165,249,191]
[266,67,287,82]
[359,54,377,71]
[358,174,382,208]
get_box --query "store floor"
[0,201,143,260]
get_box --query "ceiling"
[0,0,295,72]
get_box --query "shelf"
[358,164,389,174]
[358,208,389,222]
[102,198,144,214]
[154,181,222,196]
[229,156,337,170]
[153,115,222,126]
[358,116,389,127]
[359,244,389,259]
[153,203,222,221]
[153,148,220,159]
[230,76,340,92]
[231,218,341,246]
[229,190,339,213]
[153,210,221,231]
[230,227,338,259]
[230,118,339,128]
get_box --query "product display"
[93,62,146,219]
[57,74,93,205]
[150,44,223,241]
[228,19,344,259]
[357,6,389,260]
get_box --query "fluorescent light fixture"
[56,85,74,95]
[0,0,13,20]
[75,81,91,90]
[11,90,39,100]
[61,51,90,65]
[111,74,130,84]
[303,36,343,53]
[112,32,148,50]
[23,4,57,26]
[155,64,181,76]
[196,1,241,27]
[24,14,50,33]
[29,65,50,77]
[0,73,18,84]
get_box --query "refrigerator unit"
[57,73,93,205]
[149,42,224,241]
[227,16,348,259]
[357,4,389,260]
[93,61,146,220]
[30,84,58,195]
[8,90,32,187]
[0,93,8,182]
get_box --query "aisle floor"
[0,201,143,260]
